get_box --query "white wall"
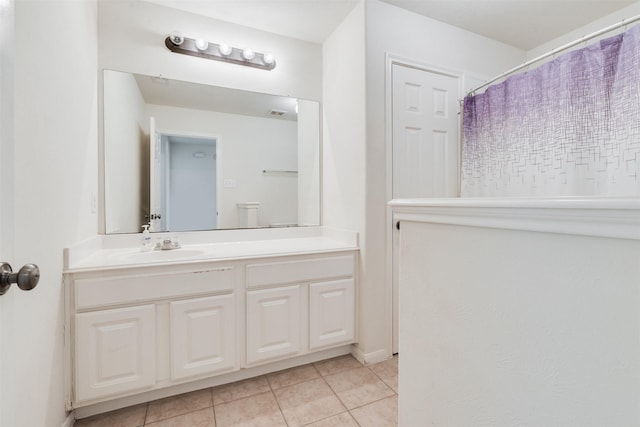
[326,0,525,362]
[104,71,148,233]
[322,2,368,362]
[148,104,298,229]
[1,2,98,427]
[98,1,322,102]
[398,219,640,426]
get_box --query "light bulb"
[242,48,255,60]
[169,31,184,46]
[262,52,275,65]
[194,38,208,51]
[218,43,232,56]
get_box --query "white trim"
[390,197,640,240]
[351,345,390,366]
[61,412,75,427]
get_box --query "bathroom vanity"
[64,227,358,417]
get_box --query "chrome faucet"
[155,237,181,251]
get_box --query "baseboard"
[61,411,75,427]
[351,345,391,365]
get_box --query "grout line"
[142,402,149,426]
[266,372,290,427]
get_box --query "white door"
[392,64,459,198]
[309,279,355,350]
[170,294,235,380]
[246,285,302,365]
[391,63,460,354]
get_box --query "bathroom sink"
[112,249,208,263]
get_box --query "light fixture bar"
[165,36,276,71]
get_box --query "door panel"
[309,279,355,349]
[246,285,301,365]
[170,294,235,380]
[75,305,156,401]
[392,64,459,199]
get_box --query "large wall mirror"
[103,70,320,234]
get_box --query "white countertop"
[64,227,358,273]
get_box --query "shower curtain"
[462,24,640,197]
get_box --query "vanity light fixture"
[168,31,184,46]
[194,38,209,51]
[165,34,276,71]
[241,48,255,60]
[218,43,232,56]
[263,52,275,65]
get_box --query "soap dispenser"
[141,224,153,252]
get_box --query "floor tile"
[74,403,147,427]
[313,355,362,377]
[302,411,359,427]
[212,375,270,405]
[214,391,287,427]
[144,407,216,427]
[350,395,398,427]
[324,367,395,410]
[369,355,399,392]
[273,378,345,427]
[146,388,213,424]
[267,364,320,390]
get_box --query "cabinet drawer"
[246,255,354,288]
[75,267,234,310]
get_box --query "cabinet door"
[309,279,355,349]
[170,294,236,380]
[75,305,155,402]
[246,285,301,365]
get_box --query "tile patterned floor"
[74,354,398,427]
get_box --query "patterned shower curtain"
[462,24,640,197]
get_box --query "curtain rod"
[466,14,640,97]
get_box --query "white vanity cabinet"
[65,239,358,414]
[245,254,356,366]
[69,265,237,404]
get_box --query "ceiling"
[144,0,636,50]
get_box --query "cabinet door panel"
[309,279,355,349]
[170,294,236,380]
[246,286,301,365]
[75,305,155,402]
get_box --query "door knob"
[0,263,40,295]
